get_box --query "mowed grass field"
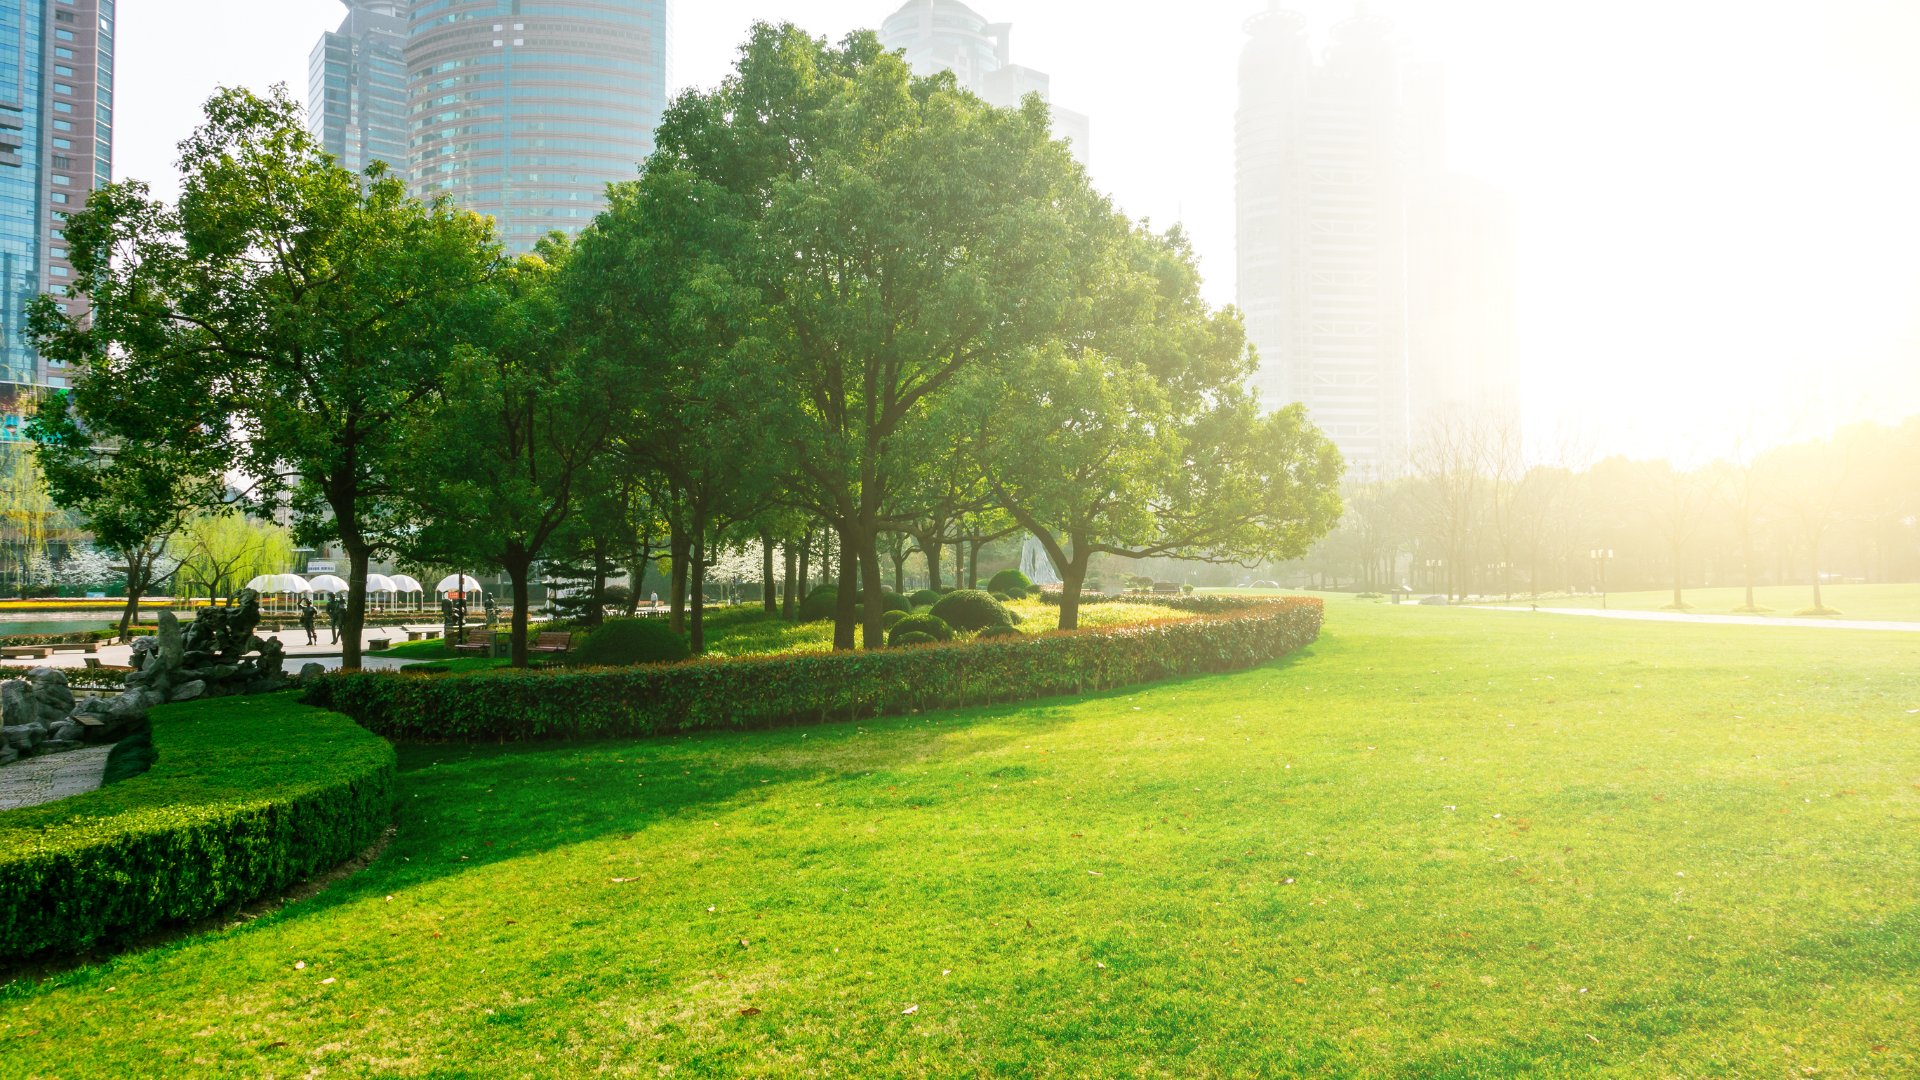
[5,601,1920,1078]
[1469,582,1920,623]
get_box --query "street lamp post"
[1589,550,1613,609]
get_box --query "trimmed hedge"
[573,618,687,666]
[0,694,397,960]
[929,589,1013,632]
[888,612,953,646]
[305,597,1322,742]
[988,569,1032,596]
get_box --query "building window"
[53,83,72,95]
[52,120,71,132]
[53,65,72,77]
[51,138,70,150]
[50,156,69,169]
[51,192,68,203]
[50,247,67,258]
[48,266,68,277]
[52,174,69,185]
[55,48,73,60]
[56,30,75,42]
[53,102,72,114]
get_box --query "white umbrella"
[435,574,484,595]
[245,574,276,592]
[307,574,351,593]
[365,573,398,593]
[390,574,423,594]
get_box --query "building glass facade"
[405,0,668,252]
[309,1,409,176]
[0,0,112,426]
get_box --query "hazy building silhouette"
[308,1,408,177]
[1236,3,1518,469]
[403,0,668,252]
[0,0,115,405]
[878,0,1090,167]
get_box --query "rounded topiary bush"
[988,569,1032,596]
[893,631,937,647]
[990,591,1011,602]
[799,584,840,622]
[573,619,688,667]
[882,609,909,630]
[888,612,953,646]
[909,588,941,608]
[928,589,1012,633]
[1002,585,1028,600]
[860,590,912,614]
[976,623,1022,640]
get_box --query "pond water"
[0,620,118,637]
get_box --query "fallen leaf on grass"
[902,1004,919,1015]
[739,1007,761,1017]
[1294,977,1306,984]
[1088,871,1104,876]
[321,978,336,985]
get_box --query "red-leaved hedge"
[305,596,1322,742]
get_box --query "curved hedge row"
[306,596,1323,742]
[0,694,397,961]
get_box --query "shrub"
[0,694,396,960]
[1182,584,1194,595]
[799,584,840,622]
[888,612,953,646]
[988,569,1032,596]
[893,631,937,647]
[306,598,1323,743]
[573,619,689,667]
[976,624,1022,640]
[862,590,912,614]
[909,588,941,608]
[929,589,1013,632]
[881,609,909,630]
[990,591,1011,602]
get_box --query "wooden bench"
[0,647,49,659]
[405,629,442,641]
[529,631,573,655]
[451,629,495,657]
[45,642,99,655]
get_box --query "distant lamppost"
[1589,550,1614,609]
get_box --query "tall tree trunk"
[968,540,980,590]
[860,525,886,651]
[690,526,707,653]
[762,531,776,612]
[797,530,812,597]
[587,538,610,628]
[504,550,533,668]
[892,544,906,595]
[117,546,149,643]
[342,543,370,670]
[668,523,689,634]
[832,519,858,651]
[1809,537,1823,610]
[1058,555,1087,632]
[782,540,797,620]
[1672,541,1684,608]
[1742,527,1756,609]
[917,530,942,591]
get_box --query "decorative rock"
[1,726,38,752]
[123,667,155,688]
[157,609,185,668]
[0,682,36,728]
[0,745,14,766]
[39,739,84,754]
[299,662,326,683]
[138,689,166,711]
[106,691,147,721]
[169,680,206,703]
[49,719,84,742]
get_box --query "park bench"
[451,628,495,657]
[43,642,99,655]
[0,647,49,659]
[529,631,573,656]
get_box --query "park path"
[0,745,113,811]
[1473,606,1920,632]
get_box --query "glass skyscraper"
[404,0,669,252]
[0,0,113,428]
[309,1,409,176]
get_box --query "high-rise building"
[404,0,669,253]
[877,0,1090,168]
[1236,3,1517,471]
[0,0,114,418]
[308,1,409,177]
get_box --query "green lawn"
[693,599,1192,657]
[5,602,1919,1077]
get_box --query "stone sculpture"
[0,590,307,768]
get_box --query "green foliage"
[0,694,395,960]
[864,591,912,615]
[306,598,1321,741]
[881,609,909,630]
[976,624,1022,640]
[101,728,156,784]
[892,631,936,647]
[909,588,941,608]
[988,569,1032,596]
[990,591,1011,602]
[799,585,841,622]
[572,619,689,667]
[929,589,1014,632]
[887,612,953,646]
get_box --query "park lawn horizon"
[5,601,1919,1077]
[1406,582,1920,623]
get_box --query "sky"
[119,1,1920,461]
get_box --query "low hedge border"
[306,596,1322,742]
[0,694,397,961]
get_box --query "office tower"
[308,1,409,176]
[0,0,114,415]
[878,0,1090,168]
[1236,3,1518,471]
[405,0,669,253]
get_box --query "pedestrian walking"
[299,598,318,645]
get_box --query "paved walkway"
[0,622,451,675]
[0,745,113,811]
[1473,606,1920,632]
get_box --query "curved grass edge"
[307,597,1324,743]
[0,694,397,961]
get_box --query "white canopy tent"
[243,573,312,614]
[435,574,484,597]
[307,574,350,595]
[390,574,424,594]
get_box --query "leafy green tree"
[29,86,499,668]
[26,393,226,640]
[648,24,1110,650]
[405,240,624,667]
[972,227,1345,628]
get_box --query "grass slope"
[4,604,1919,1076]
[1439,582,1920,622]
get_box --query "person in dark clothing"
[298,598,318,645]
[326,596,346,644]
